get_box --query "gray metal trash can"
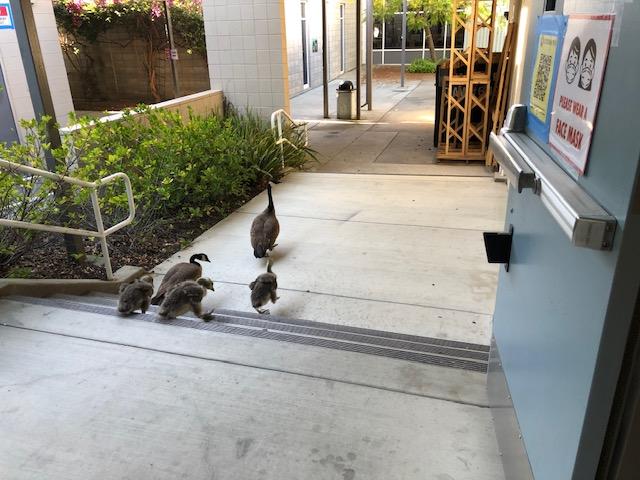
[336,80,356,120]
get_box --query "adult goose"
[250,183,280,258]
[150,253,211,305]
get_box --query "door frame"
[300,1,310,88]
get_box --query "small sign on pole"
[549,15,614,175]
[0,3,15,29]
[165,48,179,61]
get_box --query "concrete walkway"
[292,77,492,177]
[0,73,508,479]
[0,299,505,480]
[150,75,507,346]
[153,173,506,345]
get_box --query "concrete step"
[0,296,490,407]
[0,304,504,480]
[51,293,490,354]
[24,294,489,373]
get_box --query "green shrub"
[225,107,310,182]
[62,106,314,230]
[407,58,438,74]
[6,266,32,279]
[0,118,75,268]
[0,107,313,272]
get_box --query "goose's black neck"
[189,254,201,264]
[267,184,274,211]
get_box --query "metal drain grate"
[214,307,490,352]
[10,295,489,373]
[51,293,490,353]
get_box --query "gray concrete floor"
[291,75,491,177]
[153,173,506,345]
[0,71,509,480]
[0,299,505,480]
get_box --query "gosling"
[158,277,215,321]
[118,275,154,315]
[249,260,279,314]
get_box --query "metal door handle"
[488,105,617,251]
[489,132,538,193]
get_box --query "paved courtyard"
[154,73,507,345]
[0,68,508,480]
[292,71,492,176]
[153,172,506,345]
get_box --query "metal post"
[277,114,285,168]
[356,0,362,119]
[366,0,373,110]
[382,15,386,64]
[90,190,113,280]
[322,0,329,118]
[444,22,448,59]
[400,0,407,87]
[11,0,84,255]
[163,0,180,98]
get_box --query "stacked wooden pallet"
[438,0,497,162]
[486,20,518,166]
[436,1,518,165]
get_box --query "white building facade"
[284,0,358,96]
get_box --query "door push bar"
[489,105,617,251]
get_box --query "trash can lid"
[337,80,354,91]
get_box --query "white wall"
[285,0,358,97]
[0,0,74,141]
[203,0,290,117]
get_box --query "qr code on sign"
[533,53,552,102]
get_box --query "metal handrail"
[0,158,136,279]
[270,109,309,168]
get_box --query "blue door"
[490,1,640,479]
[0,63,19,145]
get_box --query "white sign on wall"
[548,15,614,175]
[0,3,15,30]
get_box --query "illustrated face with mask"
[579,39,597,91]
[565,37,581,84]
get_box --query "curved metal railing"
[270,109,309,168]
[0,158,135,280]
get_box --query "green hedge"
[0,107,314,271]
[407,58,438,74]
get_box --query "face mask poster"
[549,15,613,175]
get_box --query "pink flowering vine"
[150,0,163,18]
[66,0,84,27]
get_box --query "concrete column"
[202,0,290,117]
[0,0,74,139]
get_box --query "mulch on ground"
[373,65,436,83]
[0,213,227,281]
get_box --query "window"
[373,21,383,50]
[383,15,426,49]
